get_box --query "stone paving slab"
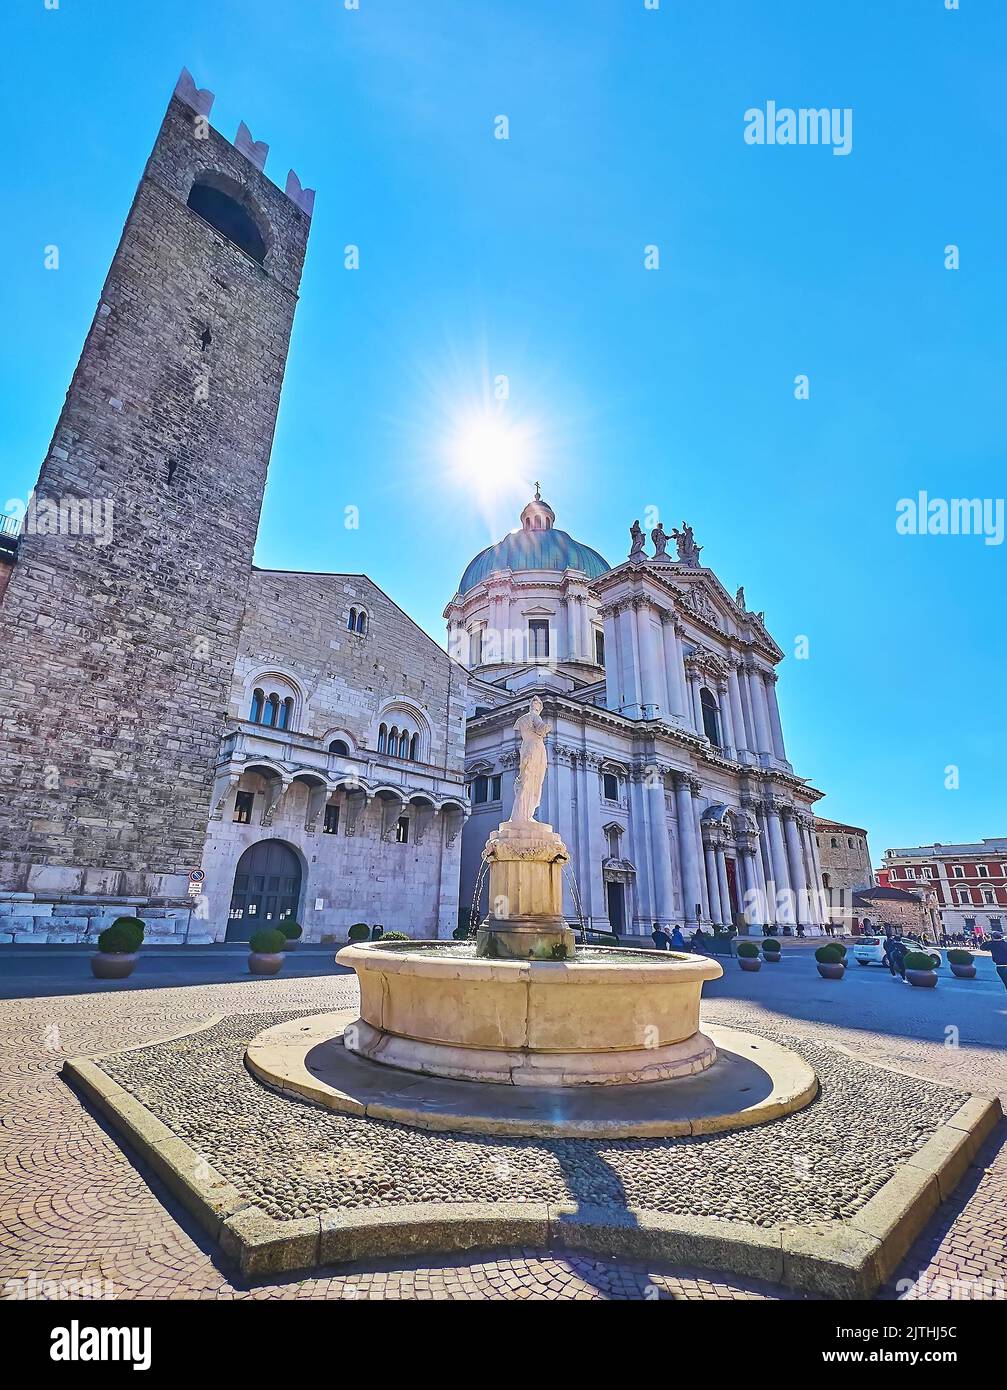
[3,974,1005,1301]
[63,1007,999,1297]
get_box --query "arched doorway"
[225,840,301,942]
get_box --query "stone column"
[635,601,661,716]
[689,672,704,736]
[783,808,809,926]
[728,663,749,753]
[661,617,688,720]
[748,664,774,756]
[554,748,577,918]
[716,847,732,927]
[617,603,641,716]
[740,847,762,928]
[717,679,735,754]
[628,769,656,926]
[800,818,826,929]
[766,670,787,761]
[766,804,793,925]
[704,842,723,925]
[646,772,675,926]
[673,773,703,928]
[581,754,605,928]
[740,664,759,751]
[581,596,593,665]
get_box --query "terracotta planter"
[763,950,781,963]
[90,952,138,980]
[816,962,844,980]
[906,968,938,989]
[249,952,284,976]
[950,963,976,980]
[739,957,762,972]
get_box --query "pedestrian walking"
[989,932,1007,993]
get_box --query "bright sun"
[449,415,531,502]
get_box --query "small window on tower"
[186,181,267,265]
[233,791,254,825]
[396,816,409,844]
[603,772,619,802]
[595,629,605,665]
[323,804,340,835]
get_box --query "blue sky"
[3,0,1004,859]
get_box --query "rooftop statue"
[651,521,671,561]
[629,519,647,562]
[672,521,702,567]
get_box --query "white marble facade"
[448,495,828,937]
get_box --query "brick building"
[878,840,1007,939]
[812,815,874,930]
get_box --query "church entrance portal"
[226,840,301,942]
[606,880,625,934]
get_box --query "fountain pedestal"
[476,821,576,960]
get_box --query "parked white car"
[852,935,888,966]
[852,936,942,969]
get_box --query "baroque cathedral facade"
[0,73,828,946]
[450,493,828,938]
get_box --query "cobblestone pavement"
[0,967,1003,1300]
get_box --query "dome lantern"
[519,482,556,533]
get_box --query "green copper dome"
[458,490,610,594]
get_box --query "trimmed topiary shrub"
[815,944,844,964]
[249,927,287,954]
[98,920,144,954]
[904,950,936,972]
[737,941,761,958]
[762,938,781,952]
[831,941,847,956]
[381,931,410,941]
[947,948,973,965]
[347,923,370,942]
[279,921,302,941]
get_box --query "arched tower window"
[278,697,293,731]
[409,733,419,761]
[398,730,409,758]
[186,181,266,264]
[355,609,367,635]
[265,693,280,728]
[250,688,264,723]
[377,724,388,754]
[700,687,721,746]
[348,608,357,631]
[329,739,349,756]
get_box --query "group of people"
[650,923,687,951]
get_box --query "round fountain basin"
[335,941,724,1087]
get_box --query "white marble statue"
[510,696,550,824]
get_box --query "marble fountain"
[247,698,817,1138]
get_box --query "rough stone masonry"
[0,79,313,920]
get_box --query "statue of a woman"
[509,696,550,825]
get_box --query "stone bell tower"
[0,71,315,922]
